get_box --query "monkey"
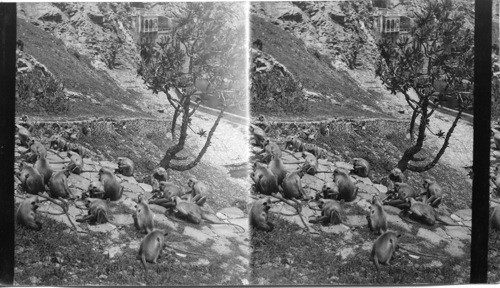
[333,168,358,202]
[389,168,405,183]
[371,231,401,273]
[254,115,271,133]
[419,178,443,208]
[151,167,169,192]
[66,151,83,174]
[251,162,302,212]
[88,181,106,199]
[250,197,274,232]
[491,205,500,231]
[68,143,89,158]
[351,158,371,178]
[251,162,280,196]
[115,157,134,177]
[258,139,282,162]
[133,194,155,234]
[284,135,304,152]
[16,39,24,51]
[148,181,183,209]
[252,38,263,51]
[303,143,322,159]
[153,167,169,182]
[16,124,31,147]
[320,181,339,199]
[137,229,168,278]
[98,167,123,201]
[493,165,500,193]
[34,151,53,185]
[49,135,68,152]
[159,181,184,199]
[308,199,346,226]
[268,154,287,186]
[249,125,267,148]
[18,162,45,195]
[81,123,91,136]
[20,115,34,132]
[16,196,42,230]
[319,121,330,136]
[30,139,47,158]
[493,129,500,150]
[367,195,388,235]
[171,196,203,224]
[301,151,318,175]
[186,178,208,206]
[22,140,47,163]
[48,169,75,199]
[406,198,437,225]
[170,196,245,232]
[383,182,417,209]
[76,197,112,224]
[281,168,309,200]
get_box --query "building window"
[386,20,390,32]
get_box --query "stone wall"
[28,117,171,140]
[271,117,409,137]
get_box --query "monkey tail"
[207,220,246,233]
[307,199,322,211]
[269,210,299,216]
[141,254,148,279]
[398,210,421,225]
[164,244,211,257]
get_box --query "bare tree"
[375,0,473,172]
[137,2,246,171]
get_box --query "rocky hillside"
[250,0,475,120]
[16,2,190,118]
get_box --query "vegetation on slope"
[17,17,149,119]
[251,15,389,120]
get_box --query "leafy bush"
[251,68,308,114]
[16,69,70,114]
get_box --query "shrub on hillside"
[251,68,308,114]
[16,69,70,114]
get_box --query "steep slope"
[17,16,148,119]
[251,15,390,120]
[16,2,188,119]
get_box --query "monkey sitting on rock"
[417,178,443,208]
[309,199,347,226]
[383,182,417,210]
[250,197,274,232]
[16,196,42,230]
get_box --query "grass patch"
[315,126,471,211]
[251,215,470,285]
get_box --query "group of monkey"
[14,116,245,278]
[14,114,500,278]
[248,115,500,273]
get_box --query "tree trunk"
[160,93,192,169]
[397,97,429,171]
[170,108,225,171]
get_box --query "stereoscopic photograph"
[4,0,499,286]
[13,2,250,285]
[248,0,497,285]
